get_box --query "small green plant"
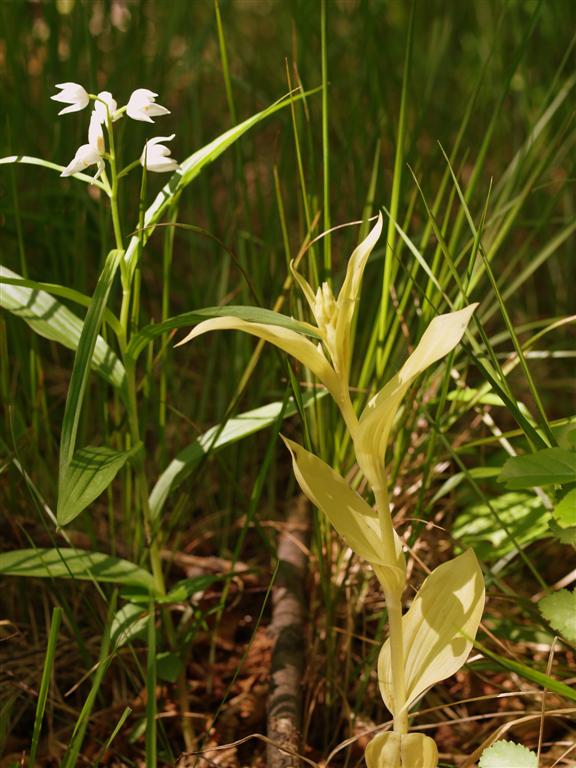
[177,215,486,766]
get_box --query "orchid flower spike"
[141,135,179,173]
[51,82,90,115]
[60,143,104,181]
[126,88,170,123]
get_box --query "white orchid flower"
[51,82,90,115]
[126,88,170,123]
[141,135,179,173]
[93,90,121,123]
[60,143,105,180]
[88,111,105,155]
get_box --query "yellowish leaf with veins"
[282,436,405,593]
[378,549,485,714]
[365,732,439,768]
[355,304,478,491]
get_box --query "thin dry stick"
[267,495,310,768]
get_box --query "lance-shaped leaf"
[355,304,478,490]
[378,549,485,713]
[281,436,405,592]
[176,316,342,402]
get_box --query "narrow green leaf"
[58,249,124,493]
[57,443,141,526]
[1,265,125,389]
[123,88,317,276]
[128,306,319,362]
[499,448,576,489]
[539,589,576,643]
[0,548,156,591]
[0,154,107,190]
[149,396,320,520]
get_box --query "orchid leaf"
[0,265,125,390]
[0,548,156,591]
[123,88,316,275]
[57,443,141,526]
[111,603,149,649]
[356,305,477,489]
[281,436,405,591]
[554,488,576,528]
[149,395,322,521]
[378,549,485,713]
[129,306,319,362]
[176,316,341,401]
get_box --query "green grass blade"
[28,606,62,768]
[0,265,125,389]
[123,88,318,277]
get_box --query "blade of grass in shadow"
[61,591,117,768]
[28,606,62,768]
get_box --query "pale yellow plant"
[177,215,485,767]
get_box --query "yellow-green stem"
[374,486,408,734]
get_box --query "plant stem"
[374,486,408,734]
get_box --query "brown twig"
[266,495,310,768]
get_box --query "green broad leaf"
[111,602,149,648]
[57,443,141,526]
[58,249,124,500]
[554,487,576,528]
[498,448,576,489]
[539,589,576,643]
[156,651,183,683]
[149,394,322,521]
[128,307,319,362]
[0,265,125,389]
[0,548,156,591]
[160,574,229,604]
[479,741,537,768]
[123,88,315,277]
[453,492,550,562]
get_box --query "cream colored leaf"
[176,316,341,400]
[355,304,478,490]
[378,549,485,713]
[281,436,405,589]
[335,213,383,379]
[365,732,438,768]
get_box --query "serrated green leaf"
[0,548,155,591]
[57,443,141,526]
[453,492,550,561]
[479,740,537,768]
[499,448,576,489]
[111,603,149,648]
[554,487,576,528]
[539,588,576,643]
[549,519,576,546]
[1,265,125,389]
